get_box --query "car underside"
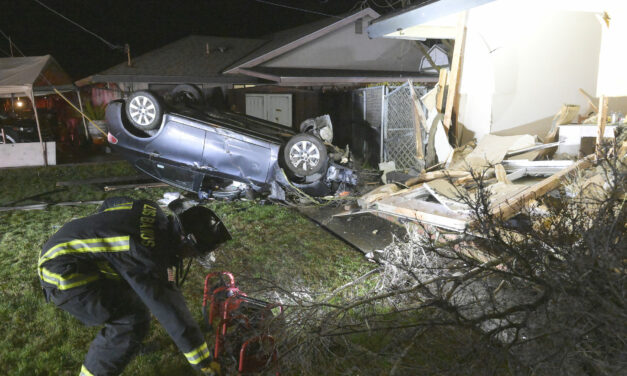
[105,86,357,200]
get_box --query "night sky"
[0,0,396,80]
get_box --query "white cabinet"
[245,94,292,127]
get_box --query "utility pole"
[9,36,13,57]
[125,43,131,67]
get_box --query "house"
[368,0,627,144]
[78,8,435,131]
[225,7,434,130]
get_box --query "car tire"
[172,84,205,107]
[125,91,163,130]
[283,134,327,177]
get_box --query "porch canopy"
[0,55,78,165]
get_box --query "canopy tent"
[0,55,83,166]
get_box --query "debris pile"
[356,80,625,235]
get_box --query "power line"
[32,0,124,50]
[0,29,25,56]
[252,0,342,19]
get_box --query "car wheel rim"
[129,95,156,126]
[289,140,320,171]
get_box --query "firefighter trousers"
[44,279,151,376]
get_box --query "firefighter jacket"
[38,198,212,369]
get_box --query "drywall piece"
[421,86,438,117]
[465,134,536,169]
[433,116,454,164]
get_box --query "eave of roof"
[224,8,380,74]
[238,67,438,86]
[78,73,269,86]
[367,0,496,39]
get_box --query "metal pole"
[76,89,90,141]
[381,86,387,163]
[30,90,48,166]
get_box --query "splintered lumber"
[376,195,470,232]
[443,11,468,140]
[579,88,599,113]
[436,69,449,112]
[494,164,511,184]
[405,170,470,186]
[357,184,402,208]
[596,95,609,156]
[490,156,593,220]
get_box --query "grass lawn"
[0,161,372,375]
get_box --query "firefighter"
[38,197,231,376]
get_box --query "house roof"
[76,35,269,86]
[224,8,380,74]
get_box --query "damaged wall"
[458,1,602,141]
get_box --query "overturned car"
[105,87,357,199]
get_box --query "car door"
[136,117,206,191]
[202,126,275,187]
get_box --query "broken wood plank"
[436,68,449,113]
[490,156,593,220]
[596,95,609,156]
[376,195,470,232]
[104,182,169,191]
[405,170,470,186]
[56,175,151,187]
[579,88,599,113]
[357,183,402,208]
[443,11,468,143]
[494,164,511,185]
